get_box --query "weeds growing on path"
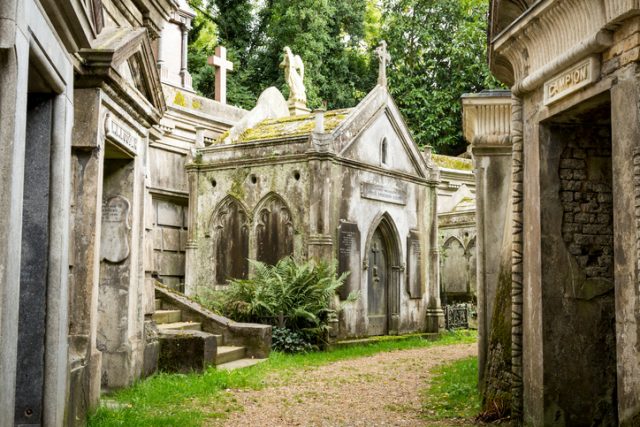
[89,330,476,427]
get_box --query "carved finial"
[375,40,391,87]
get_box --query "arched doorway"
[366,217,401,336]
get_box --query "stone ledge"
[155,282,272,358]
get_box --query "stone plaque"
[104,113,139,155]
[361,182,407,205]
[544,57,599,106]
[101,195,131,263]
[406,230,423,298]
[337,221,360,300]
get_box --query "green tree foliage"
[382,0,501,154]
[187,0,495,154]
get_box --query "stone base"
[288,100,310,116]
[158,330,217,373]
[425,308,445,333]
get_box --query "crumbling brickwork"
[559,129,613,280]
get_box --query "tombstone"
[337,221,360,300]
[101,195,131,263]
[406,230,423,298]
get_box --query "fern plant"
[209,257,349,349]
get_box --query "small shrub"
[271,327,313,353]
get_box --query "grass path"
[89,331,478,426]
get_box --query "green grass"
[88,330,476,427]
[421,356,480,422]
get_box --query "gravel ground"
[213,342,477,427]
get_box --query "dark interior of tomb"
[539,94,618,426]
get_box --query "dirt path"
[214,342,477,427]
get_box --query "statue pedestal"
[289,100,310,116]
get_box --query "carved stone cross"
[207,46,234,104]
[375,40,391,87]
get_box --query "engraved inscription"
[544,57,599,106]
[338,221,360,300]
[100,195,131,263]
[361,182,407,205]
[104,113,139,154]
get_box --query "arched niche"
[209,196,250,284]
[254,193,294,266]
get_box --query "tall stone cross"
[375,40,391,87]
[207,46,234,104]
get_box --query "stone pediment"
[77,27,166,124]
[334,86,436,181]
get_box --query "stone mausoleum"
[468,1,640,425]
[186,49,443,338]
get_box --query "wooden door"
[367,229,388,335]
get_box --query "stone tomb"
[481,1,640,424]
[186,81,443,337]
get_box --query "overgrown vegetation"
[197,257,353,351]
[88,330,476,426]
[421,356,480,422]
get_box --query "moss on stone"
[229,167,249,199]
[235,109,351,143]
[433,154,473,171]
[173,91,186,107]
[192,99,202,110]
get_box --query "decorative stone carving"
[211,197,250,284]
[255,194,294,266]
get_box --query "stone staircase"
[153,283,271,372]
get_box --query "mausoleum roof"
[432,154,473,172]
[216,108,353,144]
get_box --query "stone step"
[152,309,181,324]
[155,298,162,310]
[215,346,246,365]
[158,329,216,373]
[212,334,223,346]
[157,321,202,331]
[216,358,268,371]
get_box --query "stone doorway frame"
[363,213,402,335]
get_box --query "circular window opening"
[294,171,301,181]
[250,174,258,184]
[211,178,217,188]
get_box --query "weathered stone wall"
[539,121,617,426]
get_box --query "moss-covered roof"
[217,109,352,144]
[432,154,473,171]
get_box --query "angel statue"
[280,47,306,104]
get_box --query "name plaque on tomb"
[100,195,131,263]
[361,182,407,205]
[406,230,423,298]
[104,113,139,155]
[544,57,600,106]
[337,221,360,300]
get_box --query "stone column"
[184,165,199,296]
[179,24,188,87]
[611,74,640,425]
[461,91,512,387]
[425,182,444,332]
[0,34,29,427]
